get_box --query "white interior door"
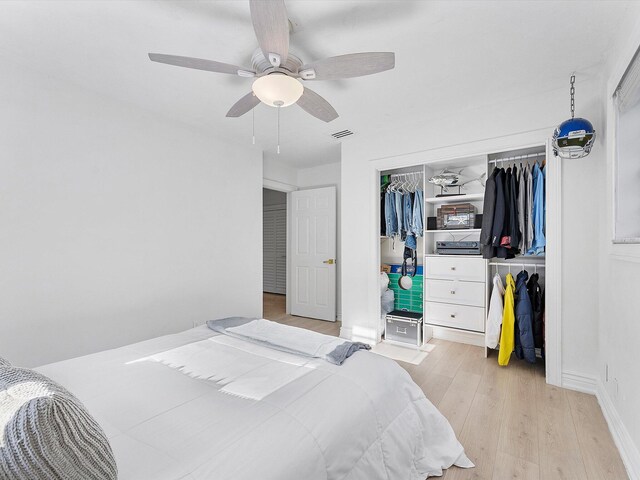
[290,187,336,321]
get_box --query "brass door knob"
[323,259,335,265]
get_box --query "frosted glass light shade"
[252,74,303,107]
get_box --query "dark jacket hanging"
[497,168,514,259]
[508,166,520,253]
[527,273,544,349]
[501,167,512,247]
[514,270,536,363]
[491,169,509,258]
[481,168,499,259]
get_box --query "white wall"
[341,76,605,383]
[263,156,298,190]
[0,61,263,367]
[597,17,640,477]
[296,162,342,318]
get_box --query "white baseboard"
[339,326,352,340]
[596,381,640,480]
[427,325,485,347]
[561,372,639,479]
[561,370,598,395]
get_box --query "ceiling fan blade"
[296,87,338,122]
[249,0,289,67]
[226,92,261,117]
[299,52,395,81]
[148,53,255,77]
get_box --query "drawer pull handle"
[396,327,407,334]
[450,266,456,271]
[450,314,456,318]
[450,290,456,295]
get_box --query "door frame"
[367,128,562,387]
[263,180,297,315]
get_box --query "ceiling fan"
[148,0,395,123]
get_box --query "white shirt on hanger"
[486,272,505,349]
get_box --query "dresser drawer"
[425,256,486,282]
[425,278,485,307]
[425,302,485,332]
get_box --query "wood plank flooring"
[263,293,628,480]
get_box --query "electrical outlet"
[605,363,609,382]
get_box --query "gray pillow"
[0,365,117,480]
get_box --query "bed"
[35,323,472,479]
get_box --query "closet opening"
[378,143,552,382]
[263,188,287,320]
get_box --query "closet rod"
[488,152,545,164]
[489,262,545,268]
[389,172,422,178]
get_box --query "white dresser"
[424,255,487,343]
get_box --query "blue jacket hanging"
[384,191,398,237]
[527,163,546,255]
[514,270,536,363]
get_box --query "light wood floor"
[263,293,628,480]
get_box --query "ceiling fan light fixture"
[252,73,303,107]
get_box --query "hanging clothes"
[491,169,508,258]
[500,167,512,250]
[527,163,546,255]
[403,193,414,235]
[380,177,389,236]
[542,164,547,236]
[403,192,416,248]
[497,167,517,259]
[384,190,397,237]
[395,191,404,239]
[525,165,534,252]
[381,191,386,236]
[517,167,526,252]
[480,168,499,259]
[527,273,544,349]
[498,272,515,366]
[508,165,520,253]
[412,189,424,236]
[486,272,505,349]
[514,270,536,363]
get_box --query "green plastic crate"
[387,273,423,313]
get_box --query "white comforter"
[36,326,472,480]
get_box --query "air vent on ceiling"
[331,129,354,139]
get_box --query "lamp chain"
[570,74,575,119]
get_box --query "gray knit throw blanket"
[0,362,117,479]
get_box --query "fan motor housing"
[251,49,303,77]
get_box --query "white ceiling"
[1,1,637,168]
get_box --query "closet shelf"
[424,228,481,234]
[424,193,484,204]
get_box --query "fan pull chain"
[275,101,283,154]
[252,108,255,145]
